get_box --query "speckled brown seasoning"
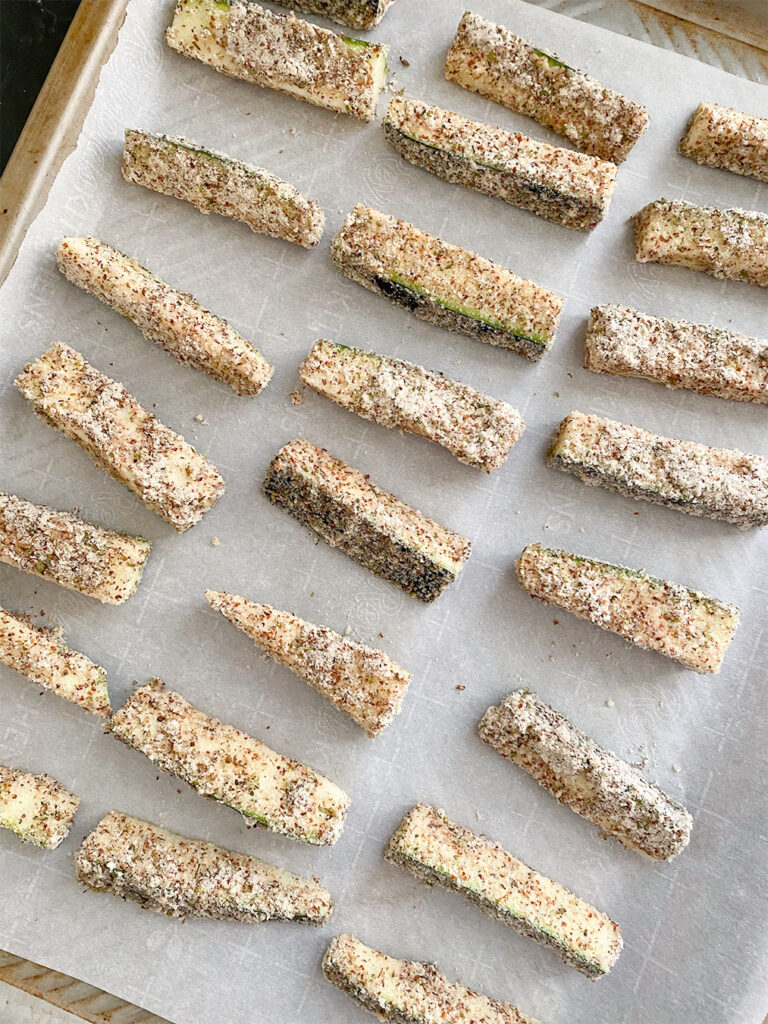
[166,0,389,121]
[0,607,110,716]
[680,103,768,183]
[548,410,768,527]
[584,303,768,404]
[480,689,692,860]
[516,543,740,673]
[58,237,274,395]
[299,339,525,471]
[445,11,648,164]
[263,439,471,602]
[109,679,349,845]
[332,205,562,360]
[632,198,768,287]
[0,766,79,850]
[206,591,411,737]
[384,96,617,230]
[386,804,622,978]
[76,812,333,923]
[323,933,542,1023]
[269,0,397,30]
[122,130,324,247]
[15,342,224,532]
[0,492,150,604]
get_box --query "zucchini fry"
[15,342,224,532]
[323,933,542,1024]
[109,678,350,846]
[386,804,622,978]
[632,198,768,287]
[206,590,410,737]
[0,608,110,716]
[58,237,273,396]
[547,410,768,527]
[480,689,692,860]
[299,339,525,471]
[123,130,324,247]
[269,0,397,30]
[584,303,768,404]
[384,96,617,230]
[166,0,388,121]
[445,11,648,164]
[76,812,333,923]
[679,103,768,183]
[332,205,562,360]
[0,766,79,849]
[263,439,471,602]
[517,543,740,673]
[0,492,150,605]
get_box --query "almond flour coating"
[323,934,542,1024]
[386,804,622,978]
[0,492,150,604]
[0,766,79,849]
[445,11,648,164]
[384,96,617,230]
[166,0,388,121]
[15,342,224,532]
[632,198,768,287]
[122,130,324,247]
[0,607,110,716]
[548,410,768,527]
[332,205,562,360]
[299,339,525,471]
[679,102,768,183]
[517,543,740,673]
[270,0,397,30]
[58,237,273,396]
[76,812,333,924]
[584,303,768,404]
[206,591,411,737]
[263,439,471,602]
[109,679,350,845]
[479,690,692,861]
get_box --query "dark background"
[1,0,81,172]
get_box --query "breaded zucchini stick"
[123,130,324,247]
[205,590,410,737]
[109,678,349,845]
[383,96,617,231]
[323,933,542,1024]
[584,303,768,404]
[15,342,224,532]
[270,0,397,30]
[479,690,692,860]
[76,812,333,923]
[679,103,768,183]
[445,11,648,164]
[0,493,150,604]
[632,198,768,287]
[299,339,525,471]
[0,608,110,716]
[263,439,471,602]
[57,237,273,396]
[0,766,79,849]
[332,205,562,360]
[166,0,388,121]
[517,543,740,673]
[547,410,768,527]
[386,804,622,978]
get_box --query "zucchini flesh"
[76,812,334,923]
[0,766,79,849]
[109,678,350,845]
[299,338,525,471]
[679,102,768,183]
[386,804,622,978]
[517,543,740,673]
[269,0,397,30]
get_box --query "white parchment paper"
[0,2,766,1022]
